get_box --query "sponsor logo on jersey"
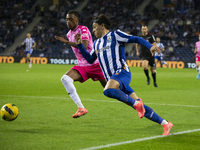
[97,46,110,53]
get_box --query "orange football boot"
[72,107,88,118]
[162,122,173,136]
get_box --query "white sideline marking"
[0,95,200,108]
[80,128,200,150]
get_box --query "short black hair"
[67,10,80,19]
[94,14,111,30]
[141,25,148,28]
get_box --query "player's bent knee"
[103,89,115,98]
[61,75,74,83]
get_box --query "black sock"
[152,72,156,83]
[144,69,150,79]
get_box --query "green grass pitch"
[0,63,200,150]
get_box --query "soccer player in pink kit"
[194,35,200,79]
[55,10,106,118]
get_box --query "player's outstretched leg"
[103,88,145,118]
[61,74,88,118]
[135,98,173,135]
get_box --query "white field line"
[80,128,200,150]
[0,94,200,108]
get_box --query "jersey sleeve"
[114,29,132,43]
[80,26,90,41]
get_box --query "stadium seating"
[0,0,37,52]
[26,0,145,58]
[4,0,200,62]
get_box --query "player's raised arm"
[55,35,78,48]
[55,35,89,49]
[128,35,161,55]
[75,33,97,64]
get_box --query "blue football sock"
[131,99,164,124]
[29,59,31,63]
[143,105,163,124]
[103,88,136,105]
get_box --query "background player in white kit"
[194,35,200,79]
[22,33,36,68]
[154,37,167,72]
[55,10,106,118]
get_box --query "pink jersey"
[67,25,98,66]
[195,41,200,57]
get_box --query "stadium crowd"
[2,0,200,62]
[0,0,38,53]
[149,0,200,61]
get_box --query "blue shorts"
[155,56,163,61]
[110,69,134,95]
[25,50,33,55]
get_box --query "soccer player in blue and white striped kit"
[22,33,36,68]
[154,37,167,72]
[75,14,173,135]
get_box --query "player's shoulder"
[196,41,200,44]
[78,25,89,31]
[93,39,99,49]
[114,29,131,36]
[149,34,155,38]
[115,29,126,34]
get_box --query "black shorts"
[140,54,155,67]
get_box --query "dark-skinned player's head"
[92,14,111,38]
[66,10,80,30]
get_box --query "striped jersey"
[90,30,132,81]
[155,42,164,56]
[23,38,35,51]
